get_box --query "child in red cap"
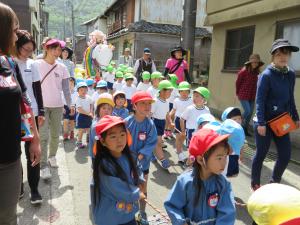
[125,91,157,224]
[164,128,236,225]
[91,115,145,225]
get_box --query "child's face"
[103,124,127,158]
[115,96,126,107]
[197,144,228,176]
[78,87,87,96]
[230,115,242,125]
[159,89,172,100]
[98,88,108,94]
[151,78,160,87]
[179,90,190,99]
[134,100,152,117]
[143,79,150,84]
[193,92,206,107]
[126,79,133,86]
[98,103,113,118]
[117,78,123,82]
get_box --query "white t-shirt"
[71,90,78,106]
[151,97,169,120]
[87,87,95,97]
[169,88,179,103]
[181,105,210,129]
[16,58,40,116]
[113,81,123,92]
[34,59,70,107]
[147,86,159,98]
[103,71,115,83]
[121,84,137,100]
[76,95,93,113]
[137,82,151,92]
[173,97,193,117]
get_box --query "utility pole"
[66,1,75,52]
[63,0,66,40]
[181,0,197,82]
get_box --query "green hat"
[158,80,174,91]
[168,74,178,88]
[126,67,134,73]
[178,81,191,91]
[193,87,210,100]
[124,73,134,80]
[151,71,163,80]
[142,71,151,80]
[115,71,124,78]
[106,65,114,72]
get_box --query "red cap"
[45,39,66,48]
[280,218,300,225]
[189,129,230,157]
[131,91,154,105]
[95,115,125,136]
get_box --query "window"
[224,26,255,71]
[276,19,300,72]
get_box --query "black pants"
[22,116,40,193]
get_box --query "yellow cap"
[96,93,115,107]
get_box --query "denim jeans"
[239,100,255,128]
[251,123,291,186]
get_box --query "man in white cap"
[118,47,134,67]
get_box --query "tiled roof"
[128,20,211,37]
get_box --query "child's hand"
[70,107,75,116]
[138,154,144,161]
[89,112,93,118]
[139,192,146,200]
[170,123,175,129]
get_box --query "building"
[205,0,300,145]
[2,0,48,52]
[96,0,211,78]
[81,16,107,41]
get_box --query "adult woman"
[0,3,40,224]
[251,39,299,191]
[164,46,191,83]
[34,38,72,180]
[60,46,75,77]
[236,54,264,136]
[15,30,44,204]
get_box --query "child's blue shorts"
[153,118,166,136]
[76,113,92,129]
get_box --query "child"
[86,78,95,97]
[75,82,93,148]
[180,87,211,147]
[151,80,174,169]
[125,91,157,224]
[113,71,124,93]
[125,67,138,86]
[164,74,179,139]
[88,93,114,158]
[248,183,300,225]
[164,128,236,225]
[102,64,115,94]
[169,81,193,163]
[197,113,216,130]
[63,77,77,140]
[221,107,245,177]
[112,91,129,119]
[92,80,108,109]
[221,107,242,125]
[121,73,137,113]
[92,115,145,225]
[137,71,151,91]
[147,71,163,98]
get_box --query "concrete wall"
[207,4,300,145]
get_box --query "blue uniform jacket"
[93,154,142,225]
[164,171,235,225]
[256,65,299,125]
[125,115,158,171]
[113,107,129,119]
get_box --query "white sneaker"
[40,167,52,180]
[48,157,58,168]
[178,152,187,163]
